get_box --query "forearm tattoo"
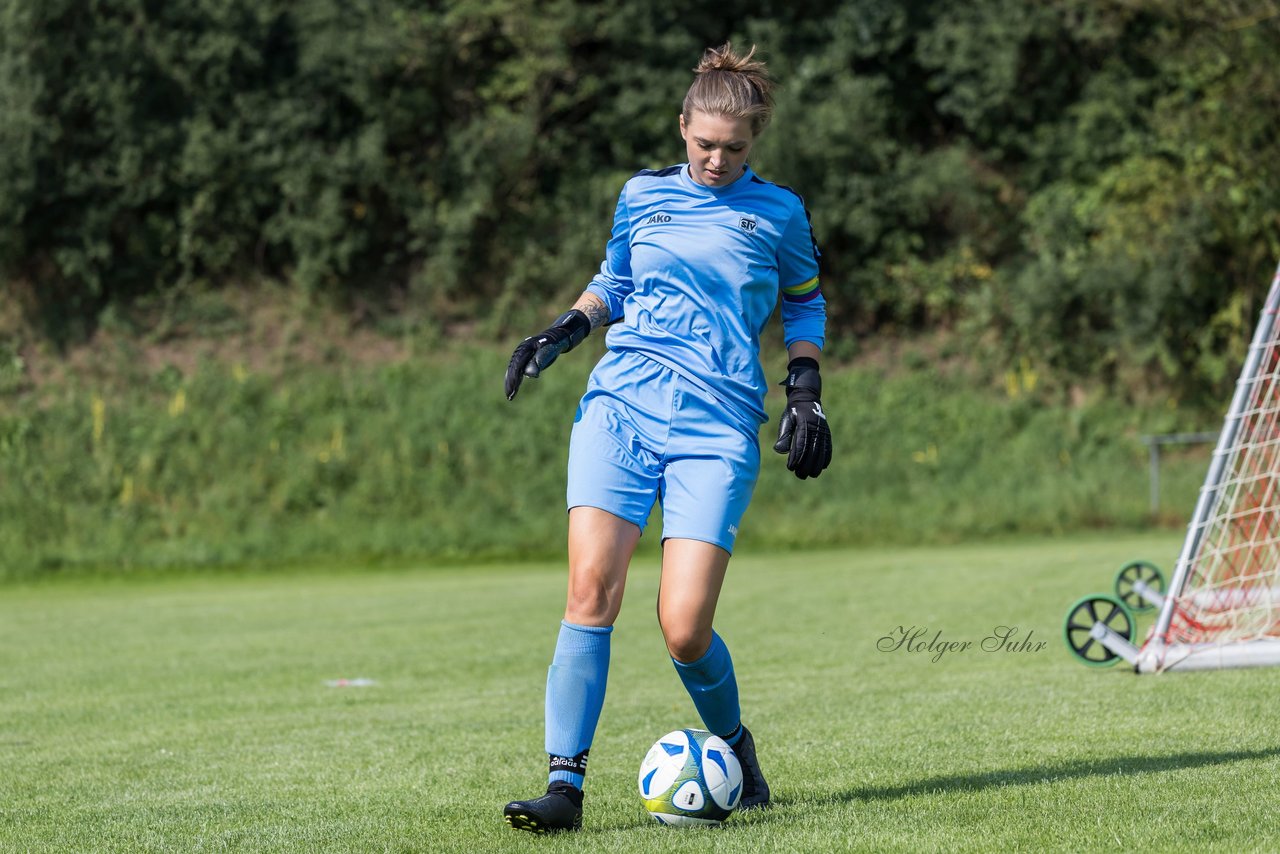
[574,294,611,330]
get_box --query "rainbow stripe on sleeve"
[782,276,822,303]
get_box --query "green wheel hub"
[1114,560,1165,613]
[1063,594,1137,667]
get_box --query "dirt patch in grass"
[6,284,417,399]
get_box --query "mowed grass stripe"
[2,532,1279,852]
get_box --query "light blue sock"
[672,631,741,739]
[545,620,612,789]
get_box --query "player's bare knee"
[564,578,618,626]
[662,623,711,663]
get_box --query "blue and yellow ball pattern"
[638,728,743,826]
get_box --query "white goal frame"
[1136,261,1280,673]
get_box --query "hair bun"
[694,42,767,76]
[684,42,776,134]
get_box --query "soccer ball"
[638,728,743,826]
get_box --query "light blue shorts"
[567,350,760,553]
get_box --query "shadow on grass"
[830,746,1280,804]
[589,807,782,835]
[582,747,1280,833]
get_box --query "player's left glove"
[773,357,832,479]
[504,310,592,401]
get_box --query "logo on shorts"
[728,524,738,536]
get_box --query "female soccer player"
[501,43,831,833]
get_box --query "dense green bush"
[1,0,1277,395]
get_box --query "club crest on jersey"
[738,216,758,233]
[646,212,672,225]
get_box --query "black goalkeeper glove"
[773,357,832,479]
[505,310,592,400]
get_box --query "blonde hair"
[682,43,776,135]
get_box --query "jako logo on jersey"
[646,213,672,225]
[738,217,758,233]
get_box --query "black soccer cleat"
[503,782,584,833]
[733,726,771,810]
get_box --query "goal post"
[1136,261,1280,673]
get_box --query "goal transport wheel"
[1062,595,1138,667]
[1113,560,1165,613]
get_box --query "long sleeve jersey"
[586,163,827,430]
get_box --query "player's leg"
[506,353,667,833]
[656,538,728,662]
[548,506,641,787]
[655,540,768,808]
[564,505,640,627]
[505,507,640,833]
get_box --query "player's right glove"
[504,309,592,401]
[773,357,832,479]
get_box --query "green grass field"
[4,532,1279,852]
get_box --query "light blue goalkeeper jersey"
[586,163,826,430]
